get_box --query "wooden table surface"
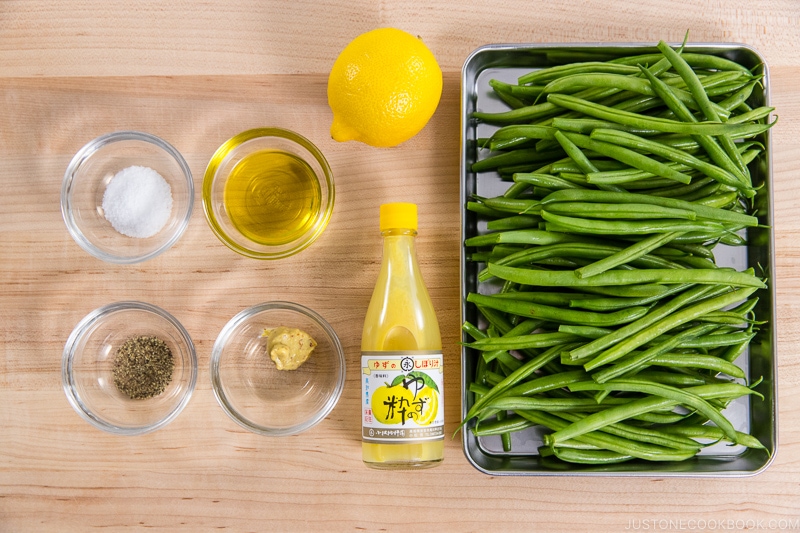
[1,1,799,531]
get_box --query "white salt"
[102,166,173,238]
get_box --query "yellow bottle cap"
[380,202,417,231]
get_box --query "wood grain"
[1,1,799,531]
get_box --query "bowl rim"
[60,130,195,265]
[210,300,346,436]
[62,300,198,435]
[202,127,335,260]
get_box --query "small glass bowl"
[62,301,197,435]
[61,131,194,264]
[202,128,334,260]
[210,301,345,436]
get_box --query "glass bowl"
[62,301,197,435]
[61,131,194,264]
[210,301,345,436]
[202,128,334,260]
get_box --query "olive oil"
[224,149,321,246]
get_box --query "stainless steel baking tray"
[459,43,777,475]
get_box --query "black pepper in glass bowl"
[62,301,197,435]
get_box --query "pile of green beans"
[462,41,772,465]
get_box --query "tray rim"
[458,41,778,477]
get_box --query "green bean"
[646,177,717,198]
[589,128,753,195]
[517,410,699,462]
[472,414,536,436]
[501,160,562,198]
[464,320,514,367]
[513,172,587,191]
[465,229,582,248]
[585,143,755,185]
[677,330,756,349]
[645,129,762,153]
[492,410,514,451]
[719,333,753,363]
[472,148,565,172]
[560,379,755,445]
[568,283,694,312]
[464,332,581,351]
[541,73,730,118]
[657,41,749,179]
[485,137,534,151]
[488,262,763,290]
[727,106,775,125]
[569,284,721,361]
[629,370,710,387]
[584,286,759,369]
[490,79,546,99]
[540,189,758,227]
[486,215,541,231]
[544,202,697,221]
[518,62,640,85]
[466,201,509,218]
[717,80,759,112]
[478,242,685,282]
[478,196,541,215]
[558,325,613,339]
[552,117,659,136]
[469,246,524,263]
[560,131,693,184]
[550,131,627,194]
[488,124,557,143]
[586,165,694,185]
[490,396,631,412]
[555,410,702,452]
[472,101,562,125]
[493,88,529,110]
[474,83,626,124]
[542,210,724,235]
[638,66,749,185]
[483,319,544,363]
[489,291,600,307]
[500,369,587,400]
[461,345,568,426]
[550,158,629,173]
[547,93,774,136]
[611,52,752,73]
[644,353,745,379]
[467,292,649,327]
[575,231,685,279]
[483,370,505,387]
[659,424,766,450]
[475,304,514,336]
[548,446,635,464]
[591,323,719,383]
[631,411,691,425]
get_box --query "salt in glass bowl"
[210,301,345,436]
[61,130,194,264]
[62,301,197,435]
[202,128,334,260]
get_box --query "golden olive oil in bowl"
[224,149,321,246]
[203,128,334,260]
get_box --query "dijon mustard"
[263,327,317,370]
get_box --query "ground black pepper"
[112,335,174,400]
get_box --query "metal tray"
[459,43,777,476]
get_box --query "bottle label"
[361,351,444,444]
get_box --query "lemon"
[327,28,443,147]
